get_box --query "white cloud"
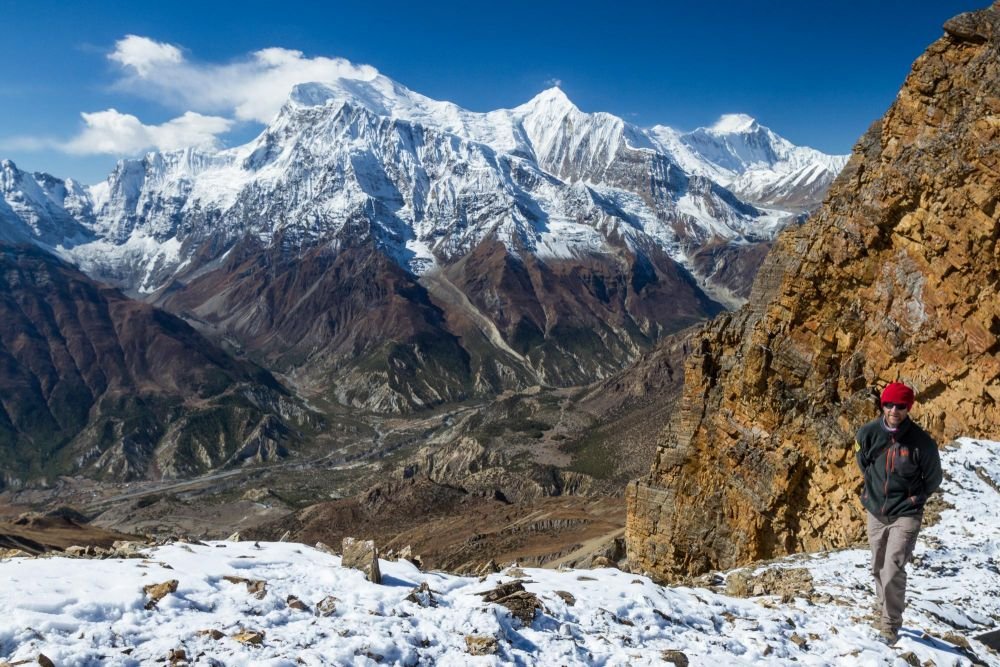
[6,36,382,158]
[61,109,233,155]
[109,35,184,77]
[108,36,380,124]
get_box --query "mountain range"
[1,84,845,303]
[0,70,846,485]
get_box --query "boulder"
[222,575,267,599]
[661,650,689,667]
[314,541,337,556]
[110,540,148,558]
[315,595,338,617]
[231,629,265,646]
[286,595,309,612]
[65,545,99,558]
[465,635,498,655]
[404,582,438,608]
[478,580,543,625]
[143,579,179,609]
[341,537,381,584]
[553,590,576,606]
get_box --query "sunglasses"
[882,402,909,410]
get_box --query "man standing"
[855,381,942,645]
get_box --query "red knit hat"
[880,382,914,408]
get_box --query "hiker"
[855,381,942,645]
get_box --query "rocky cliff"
[626,3,1000,581]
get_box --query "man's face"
[882,402,909,428]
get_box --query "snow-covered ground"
[1,438,997,666]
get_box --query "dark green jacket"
[855,416,942,518]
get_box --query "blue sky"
[0,0,981,184]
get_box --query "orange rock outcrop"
[626,3,1000,581]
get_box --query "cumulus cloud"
[62,109,233,155]
[108,35,184,76]
[6,36,381,158]
[108,35,380,123]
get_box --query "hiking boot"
[877,626,899,646]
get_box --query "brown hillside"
[0,244,301,486]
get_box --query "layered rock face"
[626,4,1000,581]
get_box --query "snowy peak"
[688,114,845,176]
[286,76,426,119]
[0,160,94,246]
[281,79,643,173]
[0,159,29,193]
[646,114,849,209]
[275,77,529,157]
[683,120,786,173]
[266,77,839,204]
[512,87,663,180]
[516,86,578,115]
[708,113,759,134]
[273,79,647,184]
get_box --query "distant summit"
[708,113,759,134]
[649,112,847,211]
[519,86,576,110]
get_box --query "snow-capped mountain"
[4,79,842,299]
[0,71,847,413]
[649,114,849,210]
[0,160,95,247]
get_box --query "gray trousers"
[867,511,922,632]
